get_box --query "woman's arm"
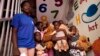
[12,27,18,48]
[12,27,20,55]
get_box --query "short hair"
[52,21,59,25]
[20,1,30,8]
[69,25,77,32]
[35,22,43,27]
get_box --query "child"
[68,26,86,56]
[52,21,69,52]
[35,32,48,56]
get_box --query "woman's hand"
[13,46,20,55]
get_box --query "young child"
[68,26,86,56]
[35,32,48,56]
[52,21,69,52]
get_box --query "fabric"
[47,49,54,56]
[44,41,53,49]
[59,24,69,33]
[55,31,65,37]
[36,44,46,51]
[18,48,27,56]
[54,31,69,52]
[71,34,79,42]
[54,49,70,56]
[69,35,86,56]
[69,49,86,56]
[36,44,48,56]
[35,29,44,40]
[43,24,54,40]
[11,14,36,48]
[43,24,54,49]
[77,35,91,51]
[92,38,100,56]
[54,39,69,52]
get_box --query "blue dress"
[11,13,36,48]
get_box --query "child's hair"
[20,1,30,8]
[52,21,59,25]
[35,22,43,30]
[34,32,41,42]
[52,21,60,30]
[59,20,64,24]
[69,25,77,32]
[35,22,43,27]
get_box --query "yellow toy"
[77,35,91,51]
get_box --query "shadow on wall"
[66,0,74,21]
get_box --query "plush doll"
[77,35,91,51]
[36,44,48,56]
[43,23,54,49]
[44,41,53,49]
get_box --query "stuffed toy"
[77,35,91,51]
[44,41,53,49]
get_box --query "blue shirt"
[11,14,36,48]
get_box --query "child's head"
[53,21,60,30]
[59,20,64,25]
[36,22,43,31]
[35,32,41,42]
[69,25,77,35]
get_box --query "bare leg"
[62,40,69,51]
[57,40,62,52]
[18,48,27,56]
[27,48,35,56]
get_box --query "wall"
[68,0,100,56]
[36,0,69,23]
[36,0,100,55]
[69,0,100,43]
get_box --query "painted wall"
[69,0,100,44]
[36,0,100,55]
[68,0,100,56]
[36,0,69,23]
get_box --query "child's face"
[54,22,60,30]
[38,23,43,31]
[71,27,77,35]
[35,32,41,42]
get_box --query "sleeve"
[34,27,38,33]
[11,14,20,29]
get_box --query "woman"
[11,1,35,56]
